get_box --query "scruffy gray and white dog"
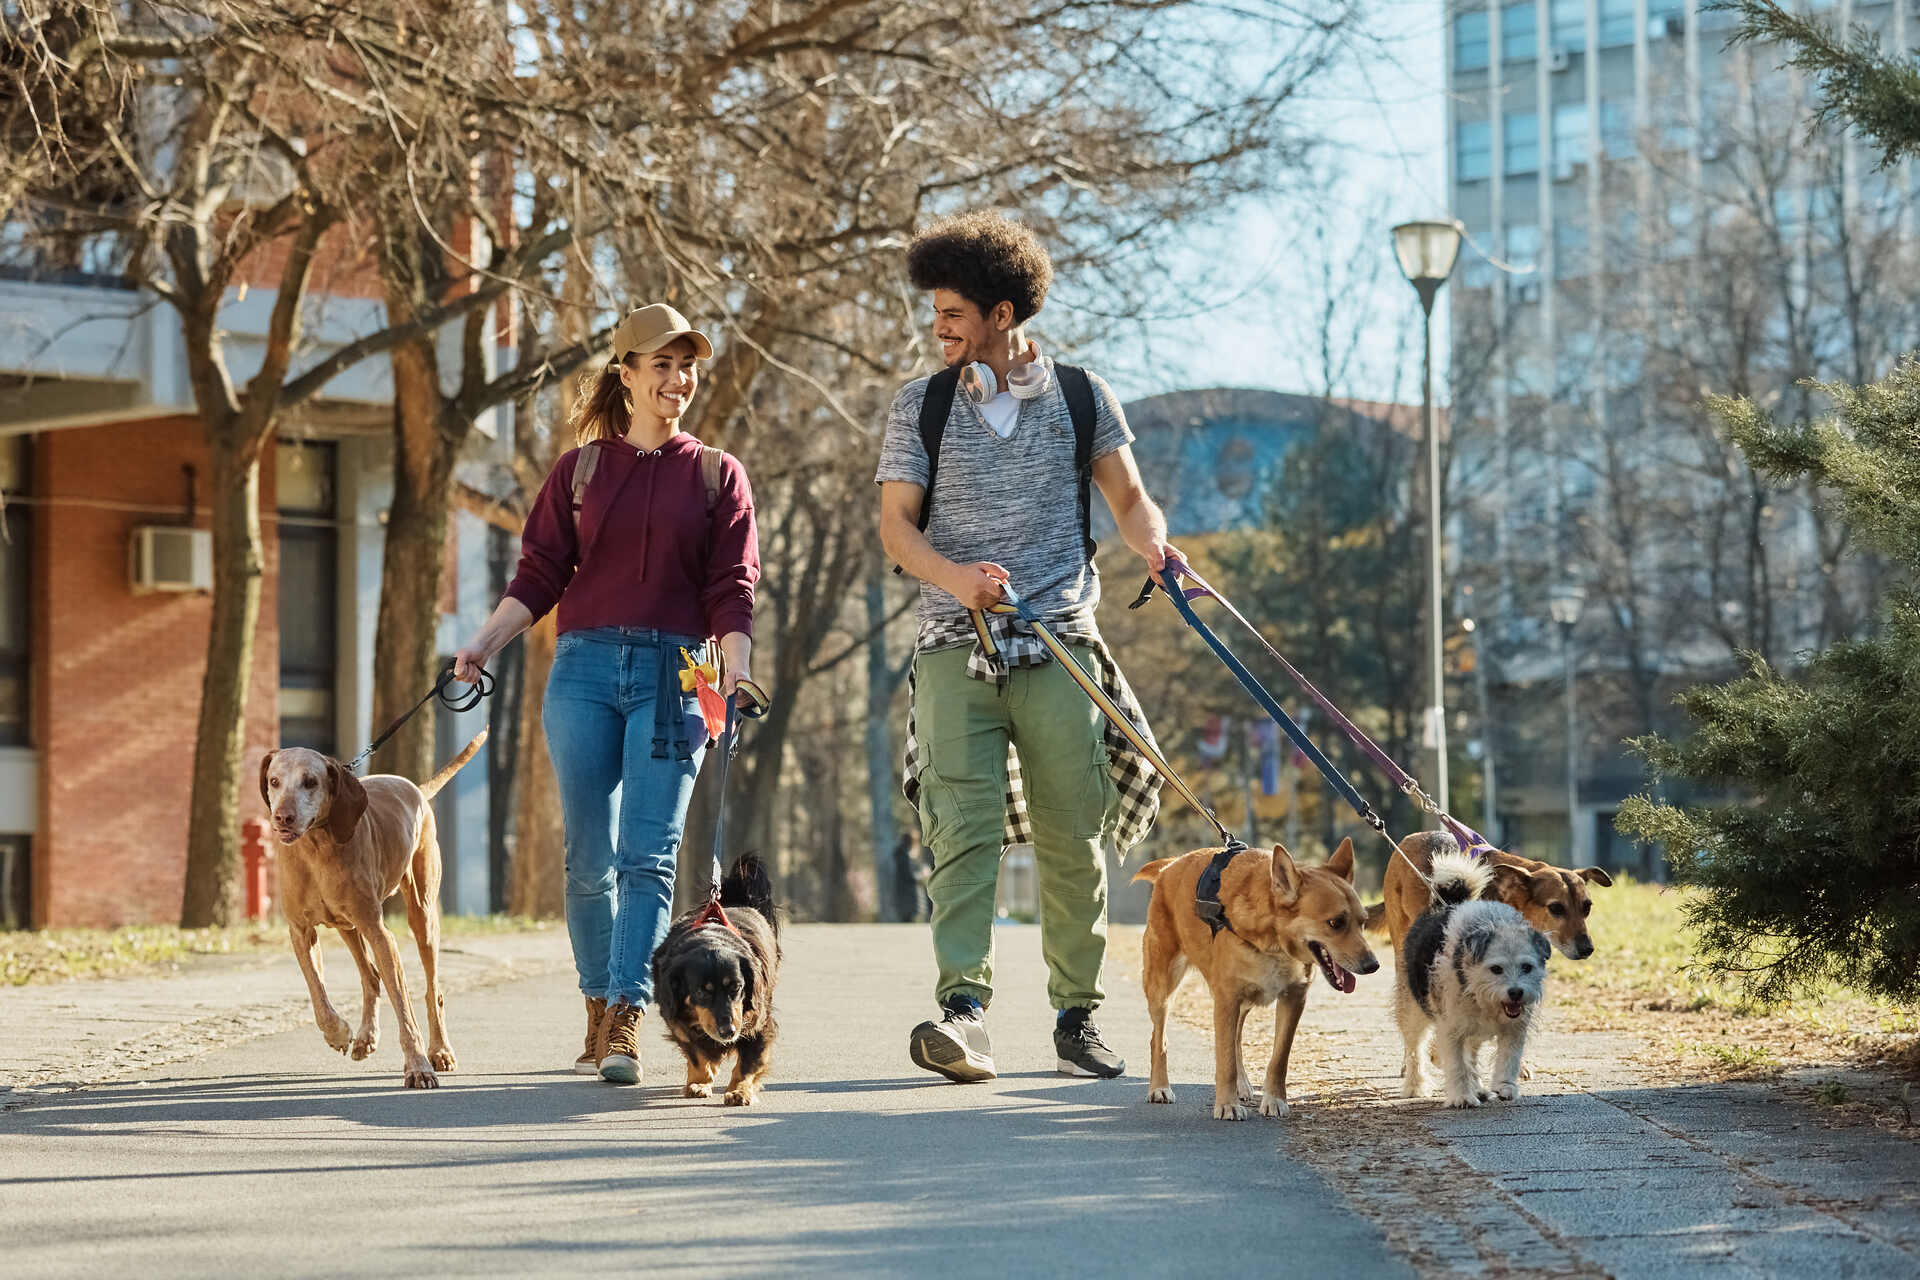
[1394,845,1551,1107]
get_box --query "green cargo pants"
[912,644,1118,1011]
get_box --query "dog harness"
[1194,842,1248,937]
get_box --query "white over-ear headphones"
[958,346,1050,405]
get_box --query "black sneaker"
[1054,1007,1125,1078]
[909,996,996,1083]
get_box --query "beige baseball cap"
[612,303,713,362]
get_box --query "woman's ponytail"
[569,359,633,445]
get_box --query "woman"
[453,303,758,1085]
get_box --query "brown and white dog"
[1369,831,1612,964]
[1134,839,1380,1121]
[259,731,486,1089]
[1367,830,1610,1083]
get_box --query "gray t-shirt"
[874,358,1133,625]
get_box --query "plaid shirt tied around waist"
[902,609,1163,853]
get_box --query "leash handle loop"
[347,660,493,774]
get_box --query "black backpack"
[897,362,1098,574]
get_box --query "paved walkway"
[2,924,1915,1278]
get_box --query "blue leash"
[1137,565,1391,844]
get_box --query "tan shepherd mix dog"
[1134,839,1379,1121]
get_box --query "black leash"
[346,660,493,774]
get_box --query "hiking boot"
[599,1001,644,1084]
[574,996,608,1076]
[1054,1007,1125,1078]
[909,996,996,1083]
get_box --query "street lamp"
[1392,218,1465,813]
[1548,579,1587,862]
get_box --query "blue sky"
[1084,0,1452,406]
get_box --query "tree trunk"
[508,612,565,917]
[181,441,264,927]
[865,563,900,919]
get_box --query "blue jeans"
[544,627,709,1007]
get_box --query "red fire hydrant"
[241,818,273,921]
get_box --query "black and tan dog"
[651,853,780,1106]
[1133,839,1380,1121]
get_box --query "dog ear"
[1269,844,1301,905]
[1486,863,1533,903]
[258,752,276,808]
[1530,929,1552,964]
[664,969,684,1015]
[1464,924,1495,962]
[324,758,369,844]
[1324,838,1356,883]
[1577,866,1614,888]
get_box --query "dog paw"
[1258,1093,1289,1119]
[1518,1061,1535,1081]
[1493,1080,1519,1101]
[722,1086,758,1107]
[1444,1091,1481,1109]
[429,1048,456,1072]
[1213,1101,1251,1121]
[350,1033,377,1061]
[1147,1086,1176,1104]
[1399,1076,1427,1099]
[321,1017,353,1054]
[402,1061,439,1090]
[685,1083,713,1098]
[1236,1078,1255,1104]
[1476,1087,1493,1103]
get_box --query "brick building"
[0,263,503,928]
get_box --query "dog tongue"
[1335,965,1356,994]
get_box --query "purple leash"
[1133,563,1496,858]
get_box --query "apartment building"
[1444,0,1914,867]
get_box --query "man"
[875,211,1178,1082]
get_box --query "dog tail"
[720,852,777,933]
[1361,901,1388,936]
[420,727,489,800]
[1131,858,1176,886]
[1426,848,1491,909]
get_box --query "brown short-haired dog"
[260,731,486,1090]
[1134,839,1380,1121]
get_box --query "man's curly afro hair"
[906,212,1053,325]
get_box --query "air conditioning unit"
[1549,46,1572,71]
[130,526,213,594]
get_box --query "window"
[1506,222,1543,270]
[1502,1,1537,61]
[1462,228,1497,287]
[1550,0,1584,48]
[277,442,338,755]
[1599,0,1635,46]
[1600,101,1633,157]
[1505,111,1541,175]
[0,835,26,930]
[1458,119,1493,181]
[1553,103,1589,171]
[1456,8,1490,71]
[0,439,28,749]
[1555,219,1590,277]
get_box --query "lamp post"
[1392,219,1465,813]
[1548,580,1587,862]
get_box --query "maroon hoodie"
[504,432,758,640]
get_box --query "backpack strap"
[893,366,961,575]
[569,441,603,531]
[1055,363,1098,562]
[699,444,724,513]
